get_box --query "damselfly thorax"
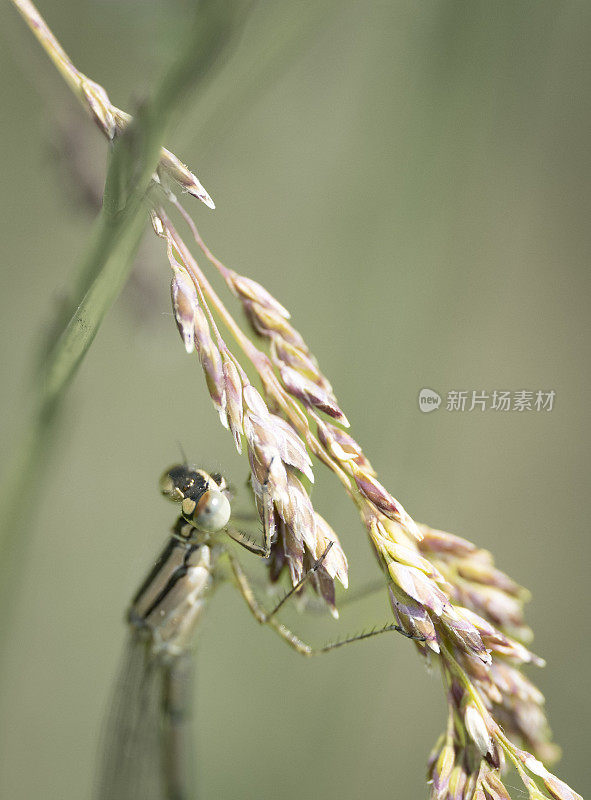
[95,466,236,800]
[128,466,231,659]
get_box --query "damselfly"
[95,463,414,800]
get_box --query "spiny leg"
[229,538,385,623]
[226,550,424,657]
[227,549,317,655]
[226,473,275,558]
[226,537,334,619]
[226,526,270,557]
[264,542,333,621]
[315,623,420,653]
[226,572,386,614]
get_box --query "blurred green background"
[1,1,589,798]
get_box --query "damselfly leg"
[225,477,275,558]
[96,464,423,800]
[226,548,421,656]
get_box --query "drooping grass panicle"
[150,202,581,799]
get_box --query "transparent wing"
[94,633,196,800]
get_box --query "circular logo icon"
[418,388,441,413]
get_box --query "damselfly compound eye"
[188,489,231,531]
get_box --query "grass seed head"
[314,512,348,588]
[521,757,583,800]
[279,364,349,425]
[229,273,290,319]
[430,739,455,797]
[221,357,244,453]
[157,148,215,209]
[447,765,468,800]
[463,701,492,757]
[192,306,225,420]
[170,267,199,354]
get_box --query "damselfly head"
[159,464,206,502]
[160,464,231,532]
